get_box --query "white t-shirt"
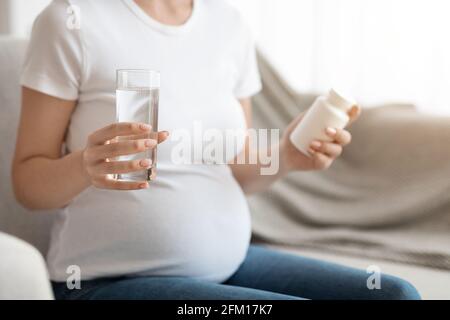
[21,0,262,282]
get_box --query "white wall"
[0,0,50,37]
[0,0,11,34]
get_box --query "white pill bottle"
[289,89,356,156]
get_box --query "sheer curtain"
[230,0,450,115]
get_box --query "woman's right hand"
[82,122,169,190]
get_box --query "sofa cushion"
[0,36,55,256]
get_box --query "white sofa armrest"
[0,232,53,300]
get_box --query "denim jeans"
[52,245,421,300]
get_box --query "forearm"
[13,150,91,210]
[230,142,288,195]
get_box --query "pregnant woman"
[12,0,420,300]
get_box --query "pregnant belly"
[47,166,252,283]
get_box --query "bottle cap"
[327,88,356,112]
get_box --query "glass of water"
[115,69,160,182]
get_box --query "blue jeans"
[52,245,421,300]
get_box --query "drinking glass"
[115,69,160,182]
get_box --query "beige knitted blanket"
[249,54,450,270]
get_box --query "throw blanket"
[249,54,450,270]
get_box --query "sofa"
[0,36,449,300]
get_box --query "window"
[3,0,449,114]
[230,0,450,115]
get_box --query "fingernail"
[311,141,322,148]
[308,148,316,155]
[326,127,337,136]
[139,183,149,189]
[144,139,154,147]
[139,159,152,167]
[140,124,151,131]
[164,131,170,136]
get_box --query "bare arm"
[228,99,287,194]
[12,87,90,210]
[12,87,167,211]
[229,98,360,194]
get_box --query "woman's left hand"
[280,105,361,173]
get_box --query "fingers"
[92,176,149,190]
[308,126,350,162]
[325,127,352,146]
[305,127,352,170]
[158,131,170,143]
[348,105,362,125]
[85,139,157,162]
[120,130,170,143]
[310,141,342,158]
[84,124,170,191]
[88,122,152,146]
[309,151,333,170]
[94,159,152,175]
